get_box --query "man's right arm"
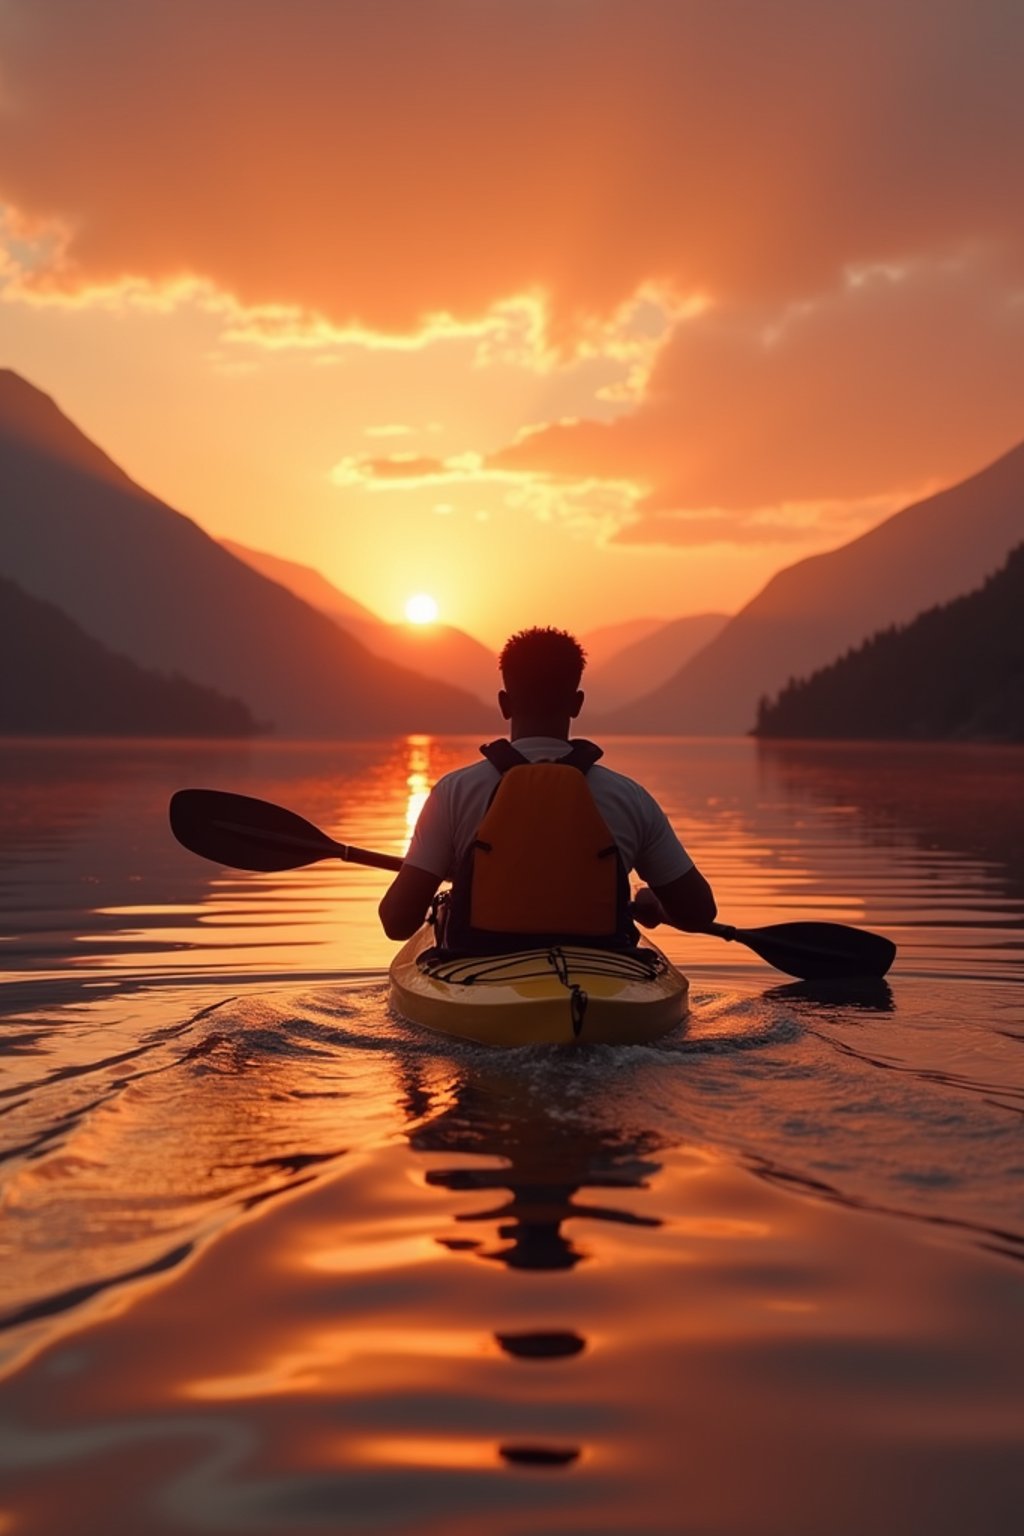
[631,784,717,932]
[635,868,718,932]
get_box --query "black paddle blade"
[169,789,341,872]
[731,920,896,981]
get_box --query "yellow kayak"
[389,925,688,1047]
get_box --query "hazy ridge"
[584,612,729,713]
[603,441,1024,735]
[223,537,499,704]
[4,367,1022,739]
[0,371,489,737]
[0,573,260,736]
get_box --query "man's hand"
[630,886,667,929]
[635,869,717,931]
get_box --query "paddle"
[169,788,896,980]
[169,788,402,874]
[704,920,895,981]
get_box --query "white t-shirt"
[404,737,694,886]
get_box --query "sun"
[405,593,439,626]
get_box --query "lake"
[1,735,1022,1535]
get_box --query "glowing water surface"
[1,737,1022,1534]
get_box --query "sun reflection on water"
[404,734,433,836]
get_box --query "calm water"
[1,735,1022,1535]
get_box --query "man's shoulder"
[588,761,649,795]
[587,762,665,817]
[431,758,499,795]
[432,747,653,801]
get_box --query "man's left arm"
[378,779,451,940]
[379,863,443,940]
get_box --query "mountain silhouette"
[360,621,499,705]
[754,544,1024,742]
[223,538,500,704]
[1,574,260,736]
[603,440,1024,735]
[580,616,668,669]
[585,612,729,713]
[0,371,490,736]
[220,538,384,630]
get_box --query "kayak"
[389,924,688,1047]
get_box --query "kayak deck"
[389,924,688,1047]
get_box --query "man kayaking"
[379,626,717,950]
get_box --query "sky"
[2,0,1023,645]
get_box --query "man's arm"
[378,864,443,941]
[633,867,717,932]
[380,776,452,940]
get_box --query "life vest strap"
[479,738,604,775]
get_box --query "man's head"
[498,627,587,728]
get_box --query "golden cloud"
[2,2,1021,335]
[490,256,1024,523]
[2,0,1022,533]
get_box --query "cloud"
[334,453,459,485]
[1,1,1021,337]
[328,447,643,544]
[2,0,1022,540]
[613,514,809,548]
[611,494,900,548]
[490,255,1024,532]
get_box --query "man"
[379,626,717,944]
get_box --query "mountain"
[220,538,384,629]
[0,371,489,736]
[223,536,500,703]
[360,622,500,705]
[603,439,1024,735]
[1,574,260,736]
[754,544,1024,742]
[585,613,729,713]
[581,616,667,669]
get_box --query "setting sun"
[405,593,439,626]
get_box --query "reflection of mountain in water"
[757,739,1024,899]
[0,739,249,974]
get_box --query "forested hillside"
[754,546,1024,742]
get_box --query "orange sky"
[2,1,1022,644]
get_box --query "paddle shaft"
[209,815,402,873]
[169,788,895,978]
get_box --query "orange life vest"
[442,739,636,953]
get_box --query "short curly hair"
[499,627,587,709]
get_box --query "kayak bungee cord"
[418,944,669,1041]
[418,946,668,985]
